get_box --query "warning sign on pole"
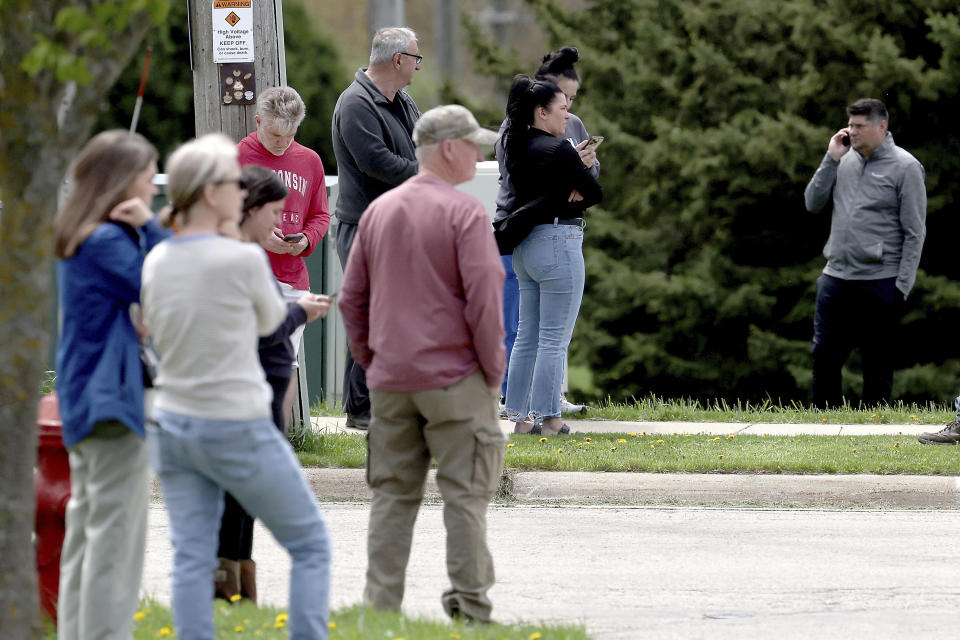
[212,0,254,63]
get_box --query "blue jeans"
[501,255,520,396]
[505,223,584,422]
[147,410,331,640]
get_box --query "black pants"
[811,274,904,409]
[217,374,290,560]
[335,220,371,418]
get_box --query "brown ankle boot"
[239,559,257,604]
[214,558,240,602]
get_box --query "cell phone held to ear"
[841,133,850,147]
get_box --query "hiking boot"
[560,394,586,415]
[214,558,240,602]
[239,559,257,604]
[918,420,960,445]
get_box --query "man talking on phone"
[803,98,926,409]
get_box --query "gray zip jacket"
[804,132,926,295]
[331,69,420,224]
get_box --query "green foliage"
[469,0,960,405]
[19,0,169,83]
[94,1,347,169]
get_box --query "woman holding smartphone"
[212,164,332,603]
[494,46,599,416]
[501,75,603,435]
[142,134,331,639]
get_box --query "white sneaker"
[560,394,586,415]
[498,400,507,419]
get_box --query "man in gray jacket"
[804,98,926,408]
[331,26,421,429]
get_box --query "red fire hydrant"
[35,392,70,623]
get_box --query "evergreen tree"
[469,0,960,404]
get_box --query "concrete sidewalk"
[311,415,938,437]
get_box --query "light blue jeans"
[147,410,330,640]
[505,222,585,423]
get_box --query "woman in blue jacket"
[53,130,169,639]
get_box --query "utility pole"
[434,0,458,86]
[188,0,286,142]
[368,0,405,34]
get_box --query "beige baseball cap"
[413,104,499,147]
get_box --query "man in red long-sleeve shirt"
[338,104,505,624]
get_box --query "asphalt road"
[141,502,960,639]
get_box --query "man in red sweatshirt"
[237,86,330,425]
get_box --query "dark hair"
[847,98,888,124]
[503,74,565,172]
[240,165,288,224]
[535,46,581,84]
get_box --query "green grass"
[44,599,590,639]
[540,396,954,425]
[293,432,960,475]
[312,395,955,424]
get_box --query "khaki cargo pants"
[364,370,505,622]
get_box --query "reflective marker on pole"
[129,48,153,134]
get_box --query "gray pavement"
[141,419,960,638]
[142,503,960,639]
[312,416,937,437]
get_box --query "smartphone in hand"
[585,135,605,150]
[282,233,302,243]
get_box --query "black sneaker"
[918,420,960,445]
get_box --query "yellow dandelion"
[617,438,627,443]
[507,443,516,448]
[273,621,286,629]
[529,633,543,640]
[159,628,172,637]
[450,634,462,639]
[656,439,664,444]
[570,439,577,443]
[712,436,721,441]
[133,611,146,621]
[727,434,735,439]
[718,454,724,459]
[822,418,829,423]
[642,431,647,436]
[628,432,638,437]
[650,444,655,448]
[275,613,288,623]
[871,413,879,418]
[235,626,246,632]
[585,437,593,442]
[328,622,336,629]
[539,437,547,443]
[683,434,691,438]
[852,448,857,453]
[229,594,242,603]
[910,414,918,420]
[894,441,900,448]
[557,448,563,453]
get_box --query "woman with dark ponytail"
[495,47,599,419]
[498,73,602,435]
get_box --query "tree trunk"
[0,2,165,635]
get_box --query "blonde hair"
[53,130,157,258]
[255,86,305,135]
[159,134,238,225]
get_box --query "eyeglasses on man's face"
[397,51,423,64]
